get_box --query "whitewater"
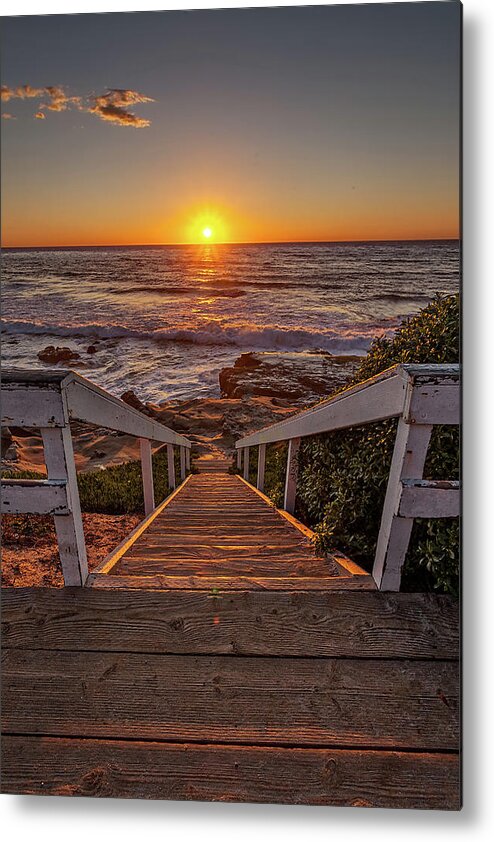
[1,240,460,403]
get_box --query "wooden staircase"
[88,457,374,590]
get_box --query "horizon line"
[2,235,460,249]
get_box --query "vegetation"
[263,294,460,595]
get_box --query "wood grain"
[1,589,459,659]
[1,736,460,809]
[1,649,459,750]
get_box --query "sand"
[2,513,140,587]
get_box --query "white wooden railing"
[1,370,192,586]
[235,364,460,591]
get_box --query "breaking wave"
[1,318,384,354]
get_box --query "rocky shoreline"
[219,350,361,402]
[2,348,361,472]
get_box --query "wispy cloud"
[1,112,16,120]
[1,84,154,127]
[86,89,154,127]
[1,84,45,101]
[39,86,81,112]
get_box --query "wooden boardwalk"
[88,459,374,591]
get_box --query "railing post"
[185,446,191,471]
[257,443,266,492]
[284,437,301,514]
[372,417,433,591]
[180,445,186,481]
[236,448,242,470]
[167,443,176,490]
[243,446,250,481]
[139,438,155,516]
[41,426,88,586]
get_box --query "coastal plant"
[267,294,460,595]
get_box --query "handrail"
[235,363,460,591]
[1,369,192,586]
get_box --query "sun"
[202,227,212,239]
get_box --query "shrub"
[267,294,460,595]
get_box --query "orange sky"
[1,5,460,247]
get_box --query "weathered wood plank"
[1,649,459,750]
[1,589,458,659]
[41,426,89,587]
[87,573,376,590]
[372,419,433,591]
[0,479,69,515]
[284,437,301,514]
[139,438,155,516]
[405,385,460,426]
[65,377,191,446]
[257,442,266,492]
[1,384,67,427]
[399,480,460,518]
[0,736,460,809]
[110,561,334,578]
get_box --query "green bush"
[266,294,460,595]
[2,447,184,515]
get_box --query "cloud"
[85,89,154,127]
[1,84,154,127]
[1,112,16,120]
[39,86,81,112]
[2,84,45,101]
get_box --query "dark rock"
[219,351,361,403]
[38,345,80,364]
[87,345,98,354]
[120,390,153,416]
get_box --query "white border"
[2,0,493,839]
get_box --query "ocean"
[1,240,460,404]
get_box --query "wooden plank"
[0,736,460,809]
[0,479,69,515]
[243,446,250,481]
[124,542,312,555]
[1,369,191,446]
[284,437,301,514]
[41,427,88,587]
[139,438,155,516]
[372,419,433,592]
[1,590,459,659]
[1,384,67,427]
[65,376,191,446]
[399,480,460,519]
[167,443,176,490]
[1,650,459,750]
[257,443,266,492]
[110,560,335,578]
[87,573,376,591]
[405,385,460,426]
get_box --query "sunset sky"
[1,2,461,247]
